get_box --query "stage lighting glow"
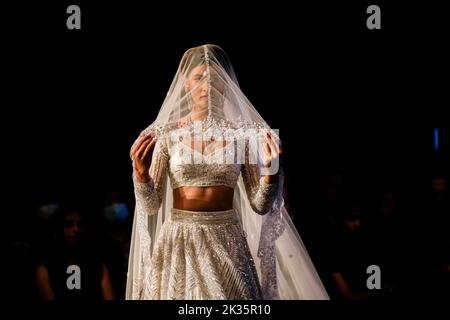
[434,128,439,151]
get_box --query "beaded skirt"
[142,208,262,299]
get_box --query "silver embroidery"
[144,209,262,300]
[131,122,282,299]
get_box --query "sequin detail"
[133,138,279,215]
[143,208,262,300]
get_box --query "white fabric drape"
[126,44,329,300]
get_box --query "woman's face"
[63,211,85,245]
[185,64,226,111]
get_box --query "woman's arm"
[241,132,282,214]
[131,133,169,213]
[242,164,279,214]
[331,272,370,300]
[100,263,115,300]
[36,264,56,300]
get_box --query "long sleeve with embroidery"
[133,139,169,214]
[241,147,280,215]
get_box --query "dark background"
[5,1,448,205]
[3,1,449,301]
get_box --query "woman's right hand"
[130,132,157,183]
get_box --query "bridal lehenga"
[126,44,330,300]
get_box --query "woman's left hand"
[262,131,282,180]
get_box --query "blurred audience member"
[36,204,115,300]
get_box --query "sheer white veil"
[126,44,329,300]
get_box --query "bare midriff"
[173,186,234,211]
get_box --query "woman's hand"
[130,132,157,183]
[262,131,282,183]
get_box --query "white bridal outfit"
[126,44,329,300]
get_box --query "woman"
[36,205,115,300]
[126,44,329,300]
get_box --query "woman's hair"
[51,203,91,241]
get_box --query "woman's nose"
[201,81,209,92]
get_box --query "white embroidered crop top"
[133,137,279,215]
